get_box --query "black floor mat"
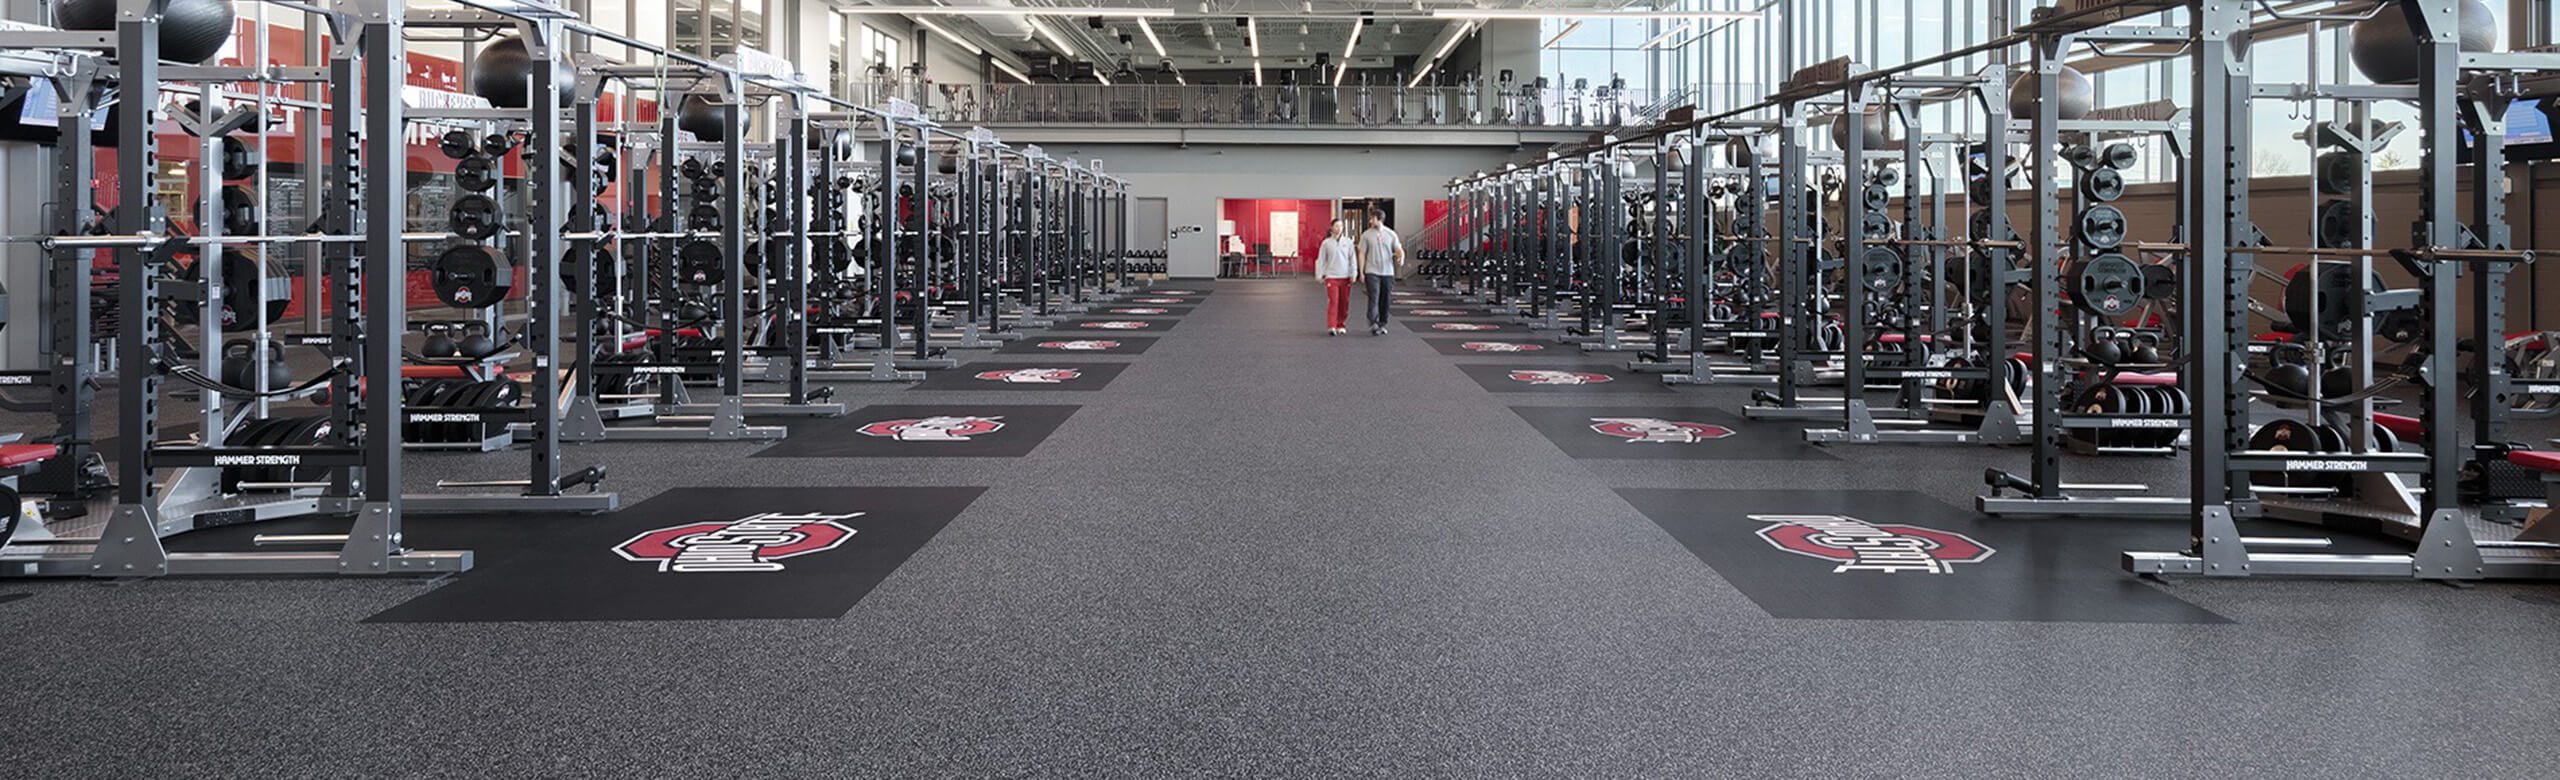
[753,404,1079,458]
[1093,305,1194,317]
[993,336,1159,356]
[358,486,984,623]
[1512,406,1838,460]
[1616,488,2228,624]
[912,362,1128,391]
[1400,320,1528,335]
[1056,319,1178,333]
[1421,337,1576,358]
[1456,364,1670,394]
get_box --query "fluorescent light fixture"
[859,6,1175,17]
[1334,21,1361,86]
[1434,9,1757,19]
[1642,22,1693,49]
[1245,18,1259,57]
[1541,20,1580,48]
[1409,22,1473,92]
[1095,70,1112,85]
[1252,58,1263,85]
[914,17,984,55]
[1031,18,1076,54]
[991,57,1032,84]
[1136,18,1166,57]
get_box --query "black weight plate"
[431,244,511,308]
[2075,204,2127,249]
[480,133,514,157]
[688,204,722,231]
[454,154,499,192]
[2139,263,2176,300]
[220,185,257,236]
[2081,167,2125,202]
[439,129,477,160]
[219,136,255,181]
[678,240,726,286]
[2101,143,2138,171]
[449,194,502,240]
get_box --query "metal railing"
[879,82,1668,129]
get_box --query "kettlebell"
[2130,343,2163,364]
[2264,360,2314,398]
[221,339,290,392]
[421,323,460,358]
[458,321,499,359]
[2084,338,2123,365]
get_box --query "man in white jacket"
[1314,220,1358,335]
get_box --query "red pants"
[1324,278,1353,329]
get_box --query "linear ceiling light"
[1245,18,1260,57]
[862,6,1174,17]
[913,17,984,55]
[1541,20,1580,48]
[1434,10,1758,20]
[991,57,1033,83]
[1136,18,1167,57]
[1030,18,1076,54]
[1408,20,1473,87]
[1333,21,1362,86]
[1641,22,1692,49]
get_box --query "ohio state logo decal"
[1462,341,1542,353]
[1152,289,1200,295]
[1110,307,1170,314]
[1752,514,1995,574]
[1589,417,1733,443]
[1509,370,1612,385]
[858,415,1004,441]
[1131,297,1183,304]
[1083,321,1150,329]
[613,512,861,573]
[1410,309,1468,316]
[1434,323,1500,331]
[977,368,1080,384]
[1037,340,1120,351]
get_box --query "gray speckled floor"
[4,279,2559,778]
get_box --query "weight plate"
[2075,204,2128,249]
[2100,142,2138,170]
[678,240,726,286]
[2070,253,2144,317]
[438,129,476,160]
[430,243,512,308]
[449,193,502,240]
[2081,167,2125,202]
[454,154,499,193]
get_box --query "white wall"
[1025,144,1515,277]
[1475,20,1540,103]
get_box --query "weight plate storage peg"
[2071,253,2145,317]
[430,244,513,308]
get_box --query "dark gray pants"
[1366,273,1393,328]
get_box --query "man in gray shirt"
[1357,210,1404,335]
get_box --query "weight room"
[0,0,2555,775]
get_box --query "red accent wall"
[1220,199,1336,274]
[1422,198,1452,250]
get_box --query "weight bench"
[2505,449,2560,543]
[0,443,60,548]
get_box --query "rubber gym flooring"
[5,279,2560,776]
